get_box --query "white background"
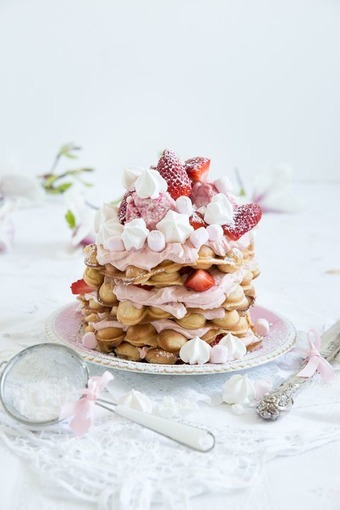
[1,0,339,201]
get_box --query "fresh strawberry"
[189,211,207,230]
[184,269,215,292]
[71,279,96,295]
[223,203,262,241]
[209,334,224,348]
[179,266,192,276]
[156,149,192,199]
[184,157,210,182]
[135,284,154,291]
[118,189,135,224]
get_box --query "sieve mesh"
[0,344,89,425]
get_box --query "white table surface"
[1,181,340,510]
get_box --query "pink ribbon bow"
[59,371,114,435]
[296,330,335,383]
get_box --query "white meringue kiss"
[147,230,166,252]
[94,203,119,233]
[117,389,153,413]
[219,332,247,360]
[121,218,149,250]
[179,336,212,365]
[210,344,229,364]
[122,167,144,190]
[81,332,98,349]
[206,224,223,241]
[175,196,194,216]
[156,210,194,243]
[135,169,167,199]
[204,193,234,225]
[189,227,209,248]
[96,218,123,248]
[214,176,233,194]
[222,374,256,405]
[254,318,270,337]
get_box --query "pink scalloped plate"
[45,303,296,375]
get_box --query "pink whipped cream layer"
[114,269,246,318]
[96,234,252,271]
[151,320,214,339]
[91,320,129,331]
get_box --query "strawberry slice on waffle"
[184,269,215,292]
[70,279,96,295]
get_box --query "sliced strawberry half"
[184,157,210,183]
[179,266,192,276]
[71,279,96,295]
[156,149,192,200]
[209,334,224,348]
[223,203,262,241]
[118,189,135,224]
[184,269,215,292]
[189,211,207,230]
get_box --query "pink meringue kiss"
[175,196,193,216]
[147,230,166,252]
[190,227,209,248]
[214,176,233,194]
[106,236,125,252]
[254,318,270,337]
[210,344,229,364]
[82,332,98,349]
[206,224,223,241]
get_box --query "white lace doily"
[1,333,340,510]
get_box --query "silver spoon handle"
[96,400,214,452]
[256,321,340,420]
[256,374,308,420]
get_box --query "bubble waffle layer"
[79,275,256,325]
[79,241,261,364]
[84,244,258,287]
[81,309,256,363]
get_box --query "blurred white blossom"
[0,162,45,252]
[0,164,44,206]
[252,165,305,213]
[0,200,15,252]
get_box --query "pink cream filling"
[114,269,246,318]
[97,242,198,271]
[96,234,253,271]
[199,308,225,319]
[90,320,129,331]
[151,320,213,339]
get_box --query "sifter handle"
[113,404,215,452]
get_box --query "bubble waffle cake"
[71,149,263,365]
